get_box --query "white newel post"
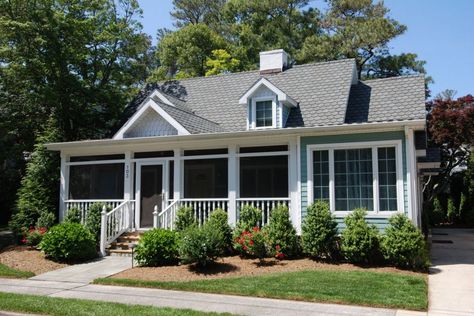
[59,153,69,223]
[228,145,237,227]
[100,206,107,257]
[153,205,158,228]
[289,138,300,233]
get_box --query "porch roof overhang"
[46,119,426,154]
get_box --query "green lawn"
[0,292,233,316]
[0,263,34,278]
[95,269,428,311]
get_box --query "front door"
[140,164,164,228]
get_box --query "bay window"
[308,141,403,214]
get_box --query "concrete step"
[107,249,134,257]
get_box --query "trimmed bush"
[341,208,380,264]
[175,206,196,232]
[302,201,338,259]
[207,209,232,252]
[179,224,225,267]
[264,204,298,259]
[22,227,47,247]
[64,208,82,224]
[237,205,261,230]
[234,227,267,259]
[85,203,111,241]
[40,223,96,262]
[36,211,55,228]
[135,229,179,266]
[381,214,429,269]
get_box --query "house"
[46,49,435,256]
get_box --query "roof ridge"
[154,98,222,126]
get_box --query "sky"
[136,0,473,98]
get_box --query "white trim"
[59,153,69,222]
[306,140,404,217]
[123,152,133,201]
[237,151,289,158]
[405,127,417,223]
[289,137,299,232]
[135,161,167,229]
[113,99,190,139]
[67,159,125,166]
[149,89,174,106]
[238,78,297,107]
[173,149,181,201]
[228,145,237,227]
[251,96,277,129]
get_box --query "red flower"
[275,245,280,250]
[252,227,259,232]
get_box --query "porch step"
[106,231,143,257]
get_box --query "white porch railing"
[65,200,124,223]
[100,200,135,256]
[237,198,290,226]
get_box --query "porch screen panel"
[239,156,288,197]
[184,159,228,198]
[312,150,329,202]
[69,163,124,199]
[334,149,373,211]
[378,147,397,211]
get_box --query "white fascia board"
[149,89,174,106]
[113,99,190,139]
[238,78,297,107]
[47,119,425,152]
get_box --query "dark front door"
[140,165,163,228]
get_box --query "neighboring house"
[46,49,436,255]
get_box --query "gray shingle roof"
[152,97,224,134]
[345,75,426,124]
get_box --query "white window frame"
[250,96,277,129]
[307,140,404,217]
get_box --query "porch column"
[228,145,237,227]
[124,151,133,201]
[405,127,418,224]
[173,149,181,201]
[59,153,69,223]
[289,138,300,233]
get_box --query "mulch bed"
[0,245,68,275]
[112,256,423,282]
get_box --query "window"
[308,142,402,214]
[255,100,273,127]
[69,164,124,199]
[184,159,228,198]
[240,156,288,197]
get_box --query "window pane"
[240,155,288,197]
[312,150,329,202]
[255,101,273,127]
[378,147,398,211]
[69,164,124,199]
[334,149,373,211]
[184,159,228,198]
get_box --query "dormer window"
[255,100,273,128]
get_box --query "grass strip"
[95,269,428,311]
[0,263,35,278]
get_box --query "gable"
[124,107,178,138]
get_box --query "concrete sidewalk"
[29,256,132,283]
[429,228,474,316]
[0,278,424,316]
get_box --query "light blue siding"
[300,131,407,230]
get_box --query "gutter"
[46,119,426,151]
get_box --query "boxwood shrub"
[206,209,232,252]
[40,223,96,262]
[135,229,179,266]
[179,224,225,267]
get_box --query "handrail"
[100,200,135,256]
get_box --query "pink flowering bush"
[22,226,47,248]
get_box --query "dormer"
[239,77,297,130]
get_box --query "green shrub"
[134,229,179,266]
[36,211,55,228]
[302,201,338,259]
[234,227,267,259]
[179,224,225,267]
[341,208,380,264]
[430,197,445,226]
[85,203,110,241]
[207,209,232,252]
[447,197,458,223]
[9,211,38,241]
[174,206,196,232]
[64,208,82,224]
[264,204,298,259]
[23,227,48,247]
[40,223,96,262]
[381,214,429,269]
[237,205,261,230]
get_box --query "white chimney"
[259,49,289,74]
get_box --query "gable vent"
[259,49,289,75]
